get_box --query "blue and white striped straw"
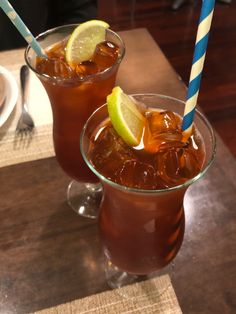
[182,0,215,139]
[0,0,46,57]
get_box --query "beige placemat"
[0,70,54,168]
[33,275,182,314]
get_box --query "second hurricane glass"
[25,24,125,218]
[81,94,216,292]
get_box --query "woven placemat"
[0,124,54,168]
[33,275,182,314]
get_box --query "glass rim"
[80,93,217,194]
[24,24,126,82]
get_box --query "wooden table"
[0,29,235,314]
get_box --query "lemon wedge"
[66,20,109,67]
[107,86,145,146]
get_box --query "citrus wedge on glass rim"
[65,20,109,67]
[107,86,146,146]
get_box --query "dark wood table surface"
[0,29,235,314]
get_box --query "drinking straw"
[182,0,215,139]
[0,0,46,57]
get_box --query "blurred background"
[0,0,235,157]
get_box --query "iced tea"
[26,25,125,182]
[89,109,205,190]
[81,94,215,275]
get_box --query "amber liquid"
[36,39,120,182]
[100,186,185,274]
[88,109,205,274]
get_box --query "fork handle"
[20,65,29,109]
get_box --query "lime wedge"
[66,20,109,67]
[107,87,145,146]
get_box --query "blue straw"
[182,0,215,137]
[0,0,46,57]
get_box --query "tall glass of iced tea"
[81,94,216,290]
[25,24,125,218]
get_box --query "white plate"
[0,74,5,106]
[0,65,18,127]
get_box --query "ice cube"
[45,39,67,60]
[158,140,186,152]
[92,41,119,71]
[90,125,136,181]
[75,60,98,77]
[149,111,180,133]
[36,57,74,79]
[116,160,158,189]
[155,147,202,186]
[143,111,182,153]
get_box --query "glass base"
[104,256,174,299]
[67,180,102,219]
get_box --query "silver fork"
[16,65,34,133]
[14,65,34,149]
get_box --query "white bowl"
[0,65,18,127]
